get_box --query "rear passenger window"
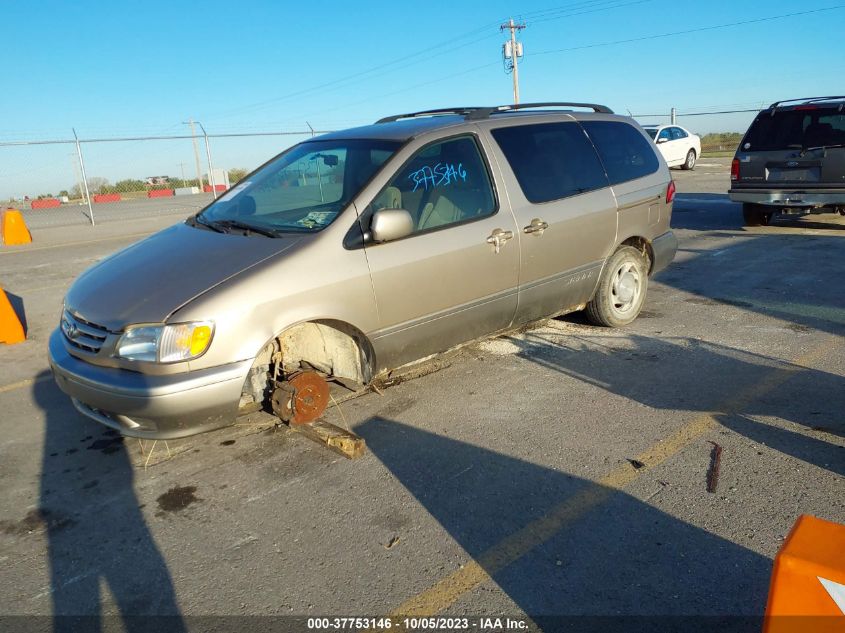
[371,136,496,233]
[581,121,660,185]
[670,127,687,140]
[491,122,609,203]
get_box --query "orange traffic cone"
[2,208,32,245]
[0,287,25,344]
[764,514,845,633]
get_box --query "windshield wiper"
[188,214,226,233]
[800,143,845,156]
[213,219,279,237]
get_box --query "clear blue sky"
[2,0,843,198]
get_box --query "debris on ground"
[291,419,366,459]
[706,441,723,493]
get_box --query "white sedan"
[642,124,701,170]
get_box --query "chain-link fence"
[0,129,328,230]
[631,107,763,154]
[2,109,762,231]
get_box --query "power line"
[532,5,845,56]
[206,0,651,123]
[519,0,654,25]
[205,25,504,121]
[297,4,839,124]
[631,108,761,118]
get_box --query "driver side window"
[371,136,496,234]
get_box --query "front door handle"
[486,228,514,254]
[523,218,549,235]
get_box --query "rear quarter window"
[581,121,660,185]
[491,122,609,203]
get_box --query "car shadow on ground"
[656,232,845,337]
[513,330,844,474]
[358,417,768,631]
[32,372,185,632]
[671,193,845,232]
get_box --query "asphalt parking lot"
[1,157,843,628]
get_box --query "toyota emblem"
[62,318,79,340]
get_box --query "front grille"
[61,310,109,353]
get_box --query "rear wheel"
[586,246,649,327]
[742,203,774,226]
[682,149,697,170]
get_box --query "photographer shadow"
[34,372,184,632]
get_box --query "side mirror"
[656,137,668,144]
[370,208,413,243]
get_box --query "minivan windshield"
[196,139,400,234]
[743,107,845,151]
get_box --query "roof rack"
[375,102,613,124]
[466,102,614,119]
[376,107,487,124]
[769,96,845,110]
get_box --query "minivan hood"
[65,222,302,331]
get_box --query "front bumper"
[728,188,845,208]
[651,230,677,275]
[48,329,252,439]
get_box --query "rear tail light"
[666,180,676,204]
[731,158,740,181]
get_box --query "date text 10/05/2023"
[306,617,529,630]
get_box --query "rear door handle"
[486,228,514,254]
[523,218,549,235]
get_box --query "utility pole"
[179,162,187,188]
[183,119,204,191]
[501,18,526,104]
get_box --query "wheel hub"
[615,271,637,306]
[271,370,330,425]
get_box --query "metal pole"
[69,153,84,205]
[73,128,95,226]
[179,162,186,188]
[671,107,677,125]
[510,19,520,105]
[198,122,217,199]
[184,119,204,192]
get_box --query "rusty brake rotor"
[271,370,330,425]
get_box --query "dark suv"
[729,96,845,226]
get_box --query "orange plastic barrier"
[147,189,174,198]
[30,198,61,209]
[0,287,25,344]
[1,209,32,245]
[203,184,227,193]
[764,514,845,633]
[93,193,121,203]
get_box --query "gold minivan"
[50,103,677,438]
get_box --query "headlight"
[116,321,214,363]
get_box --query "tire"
[682,149,697,170]
[742,203,774,226]
[585,246,649,328]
